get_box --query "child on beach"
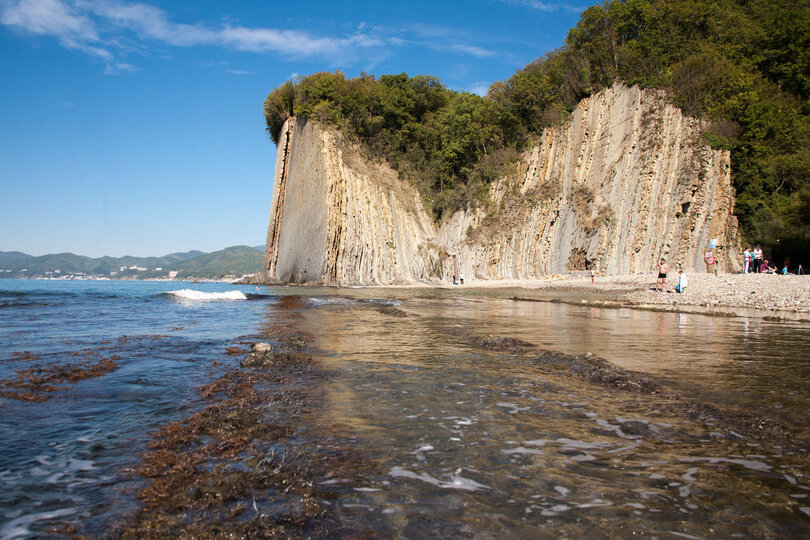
[675,266,687,293]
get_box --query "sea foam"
[167,289,247,301]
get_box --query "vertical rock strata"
[265,83,741,285]
[264,119,295,280]
[263,118,438,284]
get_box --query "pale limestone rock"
[264,83,741,285]
[264,117,437,284]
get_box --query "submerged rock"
[567,352,659,393]
[241,342,312,368]
[241,342,273,367]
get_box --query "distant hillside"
[0,252,31,266]
[163,250,206,263]
[0,246,262,280]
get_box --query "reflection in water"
[5,284,808,537]
[285,292,810,537]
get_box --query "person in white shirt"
[753,245,763,273]
[676,266,687,293]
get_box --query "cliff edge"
[264,83,741,285]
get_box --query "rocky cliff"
[263,117,440,284]
[264,83,741,285]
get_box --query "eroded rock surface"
[264,83,741,285]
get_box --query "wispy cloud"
[1,0,498,73]
[1,0,111,60]
[396,22,497,58]
[468,81,491,96]
[499,0,584,13]
[431,43,495,58]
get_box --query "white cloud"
[77,0,218,46]
[2,0,94,40]
[0,0,499,72]
[219,26,379,58]
[469,81,491,96]
[433,43,495,58]
[395,22,497,57]
[1,0,111,60]
[499,0,584,13]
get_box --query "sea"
[1,278,810,538]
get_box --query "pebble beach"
[450,273,810,316]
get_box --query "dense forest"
[265,0,809,263]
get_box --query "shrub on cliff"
[264,72,518,221]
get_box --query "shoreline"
[278,273,810,321]
[433,273,810,320]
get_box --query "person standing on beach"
[704,249,717,275]
[753,245,763,273]
[459,273,464,285]
[743,247,752,273]
[656,259,669,291]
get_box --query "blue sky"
[1,0,590,257]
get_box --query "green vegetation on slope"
[265,72,518,221]
[265,0,810,264]
[0,247,262,279]
[174,246,263,279]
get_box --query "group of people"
[654,247,797,293]
[742,246,767,273]
[743,246,793,275]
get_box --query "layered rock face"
[264,83,741,285]
[263,117,439,284]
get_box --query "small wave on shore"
[165,289,247,302]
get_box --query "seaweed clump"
[444,327,537,353]
[114,297,372,537]
[566,352,660,394]
[376,305,409,318]
[0,357,119,402]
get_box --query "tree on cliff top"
[264,71,515,220]
[265,0,810,264]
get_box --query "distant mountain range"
[0,245,266,280]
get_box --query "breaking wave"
[166,289,247,301]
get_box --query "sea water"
[0,279,271,538]
[2,279,810,537]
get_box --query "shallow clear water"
[0,279,273,538]
[1,280,809,537]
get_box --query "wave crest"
[167,289,247,301]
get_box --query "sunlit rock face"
[263,117,438,285]
[264,83,741,285]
